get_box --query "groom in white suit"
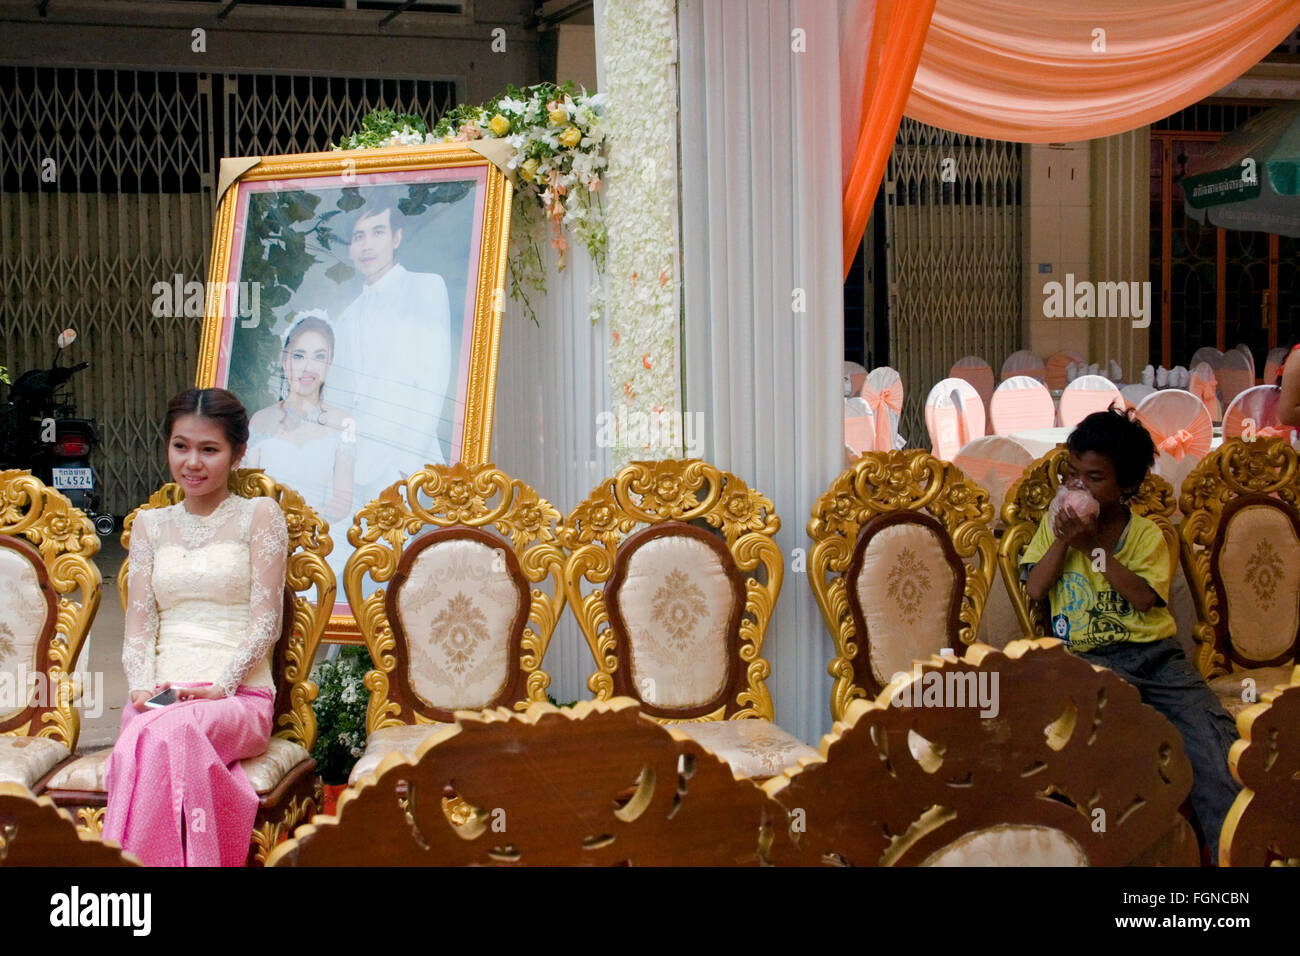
[331,196,452,513]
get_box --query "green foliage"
[333,108,430,150]
[310,646,373,785]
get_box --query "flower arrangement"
[309,646,372,785]
[335,83,609,324]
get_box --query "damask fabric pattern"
[396,538,521,711]
[348,722,450,784]
[852,522,957,684]
[617,535,734,709]
[920,823,1089,867]
[122,495,288,697]
[43,736,309,795]
[0,735,69,788]
[1208,667,1297,718]
[0,548,50,722]
[1219,506,1300,663]
[673,719,818,780]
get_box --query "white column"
[678,0,845,742]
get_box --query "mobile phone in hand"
[145,688,177,708]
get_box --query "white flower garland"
[603,0,681,465]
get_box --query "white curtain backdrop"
[678,0,845,743]
[491,238,611,705]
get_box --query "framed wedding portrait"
[196,143,513,639]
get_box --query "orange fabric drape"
[907,0,1300,143]
[842,0,937,277]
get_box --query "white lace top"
[122,495,289,697]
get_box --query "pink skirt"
[102,684,274,867]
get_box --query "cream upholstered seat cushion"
[922,824,1089,866]
[1210,666,1297,717]
[0,546,53,724]
[615,534,734,709]
[348,721,452,784]
[44,737,310,795]
[673,719,818,780]
[851,521,957,685]
[396,537,522,711]
[0,735,70,788]
[1218,505,1300,663]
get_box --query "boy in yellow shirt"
[1021,408,1239,861]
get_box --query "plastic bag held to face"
[1047,483,1099,527]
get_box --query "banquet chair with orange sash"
[807,450,998,721]
[0,471,101,796]
[561,459,818,779]
[341,462,566,785]
[1135,389,1214,506]
[859,366,905,452]
[1178,438,1300,717]
[924,377,985,461]
[43,469,332,864]
[997,448,1179,639]
[990,375,1055,436]
[1058,374,1124,429]
[1188,362,1222,423]
[1221,385,1296,442]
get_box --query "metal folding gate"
[884,119,1022,445]
[0,66,454,514]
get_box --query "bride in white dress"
[246,314,356,532]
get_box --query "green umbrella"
[1183,104,1300,237]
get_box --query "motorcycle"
[0,329,115,536]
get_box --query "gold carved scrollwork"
[1177,438,1300,679]
[561,459,781,721]
[116,469,333,752]
[998,447,1177,642]
[0,470,102,751]
[345,463,565,733]
[249,787,320,866]
[807,451,997,722]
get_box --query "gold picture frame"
[197,143,512,641]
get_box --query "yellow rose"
[488,114,510,136]
[520,157,539,181]
[558,125,582,148]
[548,107,569,126]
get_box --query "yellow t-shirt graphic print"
[1020,511,1176,653]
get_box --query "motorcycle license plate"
[52,467,93,490]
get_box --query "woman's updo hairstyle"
[163,388,251,454]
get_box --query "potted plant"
[310,646,372,812]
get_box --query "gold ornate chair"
[43,469,333,865]
[1178,438,1300,716]
[0,470,101,795]
[560,459,818,780]
[998,446,1179,639]
[807,451,998,722]
[343,462,565,785]
[267,699,803,867]
[1220,665,1300,866]
[0,782,138,866]
[764,640,1198,866]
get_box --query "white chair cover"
[1136,389,1214,496]
[842,361,867,399]
[990,375,1055,436]
[1001,350,1046,383]
[1045,349,1085,391]
[1187,361,1221,423]
[860,367,905,453]
[1217,350,1255,409]
[951,356,995,432]
[1232,343,1256,380]
[1264,346,1289,385]
[1188,346,1224,371]
[924,378,985,461]
[1222,385,1296,441]
[1058,375,1123,429]
[844,397,875,456]
[952,436,1034,523]
[1119,383,1155,408]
